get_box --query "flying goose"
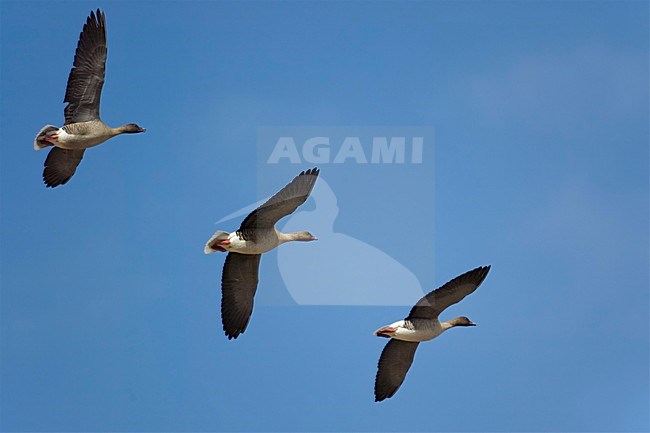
[204,168,320,339]
[373,265,491,402]
[34,9,145,188]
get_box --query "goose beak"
[139,127,146,133]
[469,322,476,326]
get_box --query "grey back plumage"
[236,167,320,242]
[407,265,491,321]
[61,120,111,136]
[64,9,107,125]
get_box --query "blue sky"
[1,1,648,431]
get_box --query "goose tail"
[34,125,59,150]
[204,230,230,254]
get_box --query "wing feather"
[374,339,419,402]
[220,253,262,339]
[42,148,85,187]
[63,9,107,125]
[237,168,319,241]
[407,266,491,320]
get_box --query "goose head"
[292,231,318,242]
[449,316,476,327]
[122,123,146,133]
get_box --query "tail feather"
[34,125,58,150]
[204,230,230,254]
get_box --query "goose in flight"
[34,9,145,188]
[373,265,491,402]
[204,168,320,339]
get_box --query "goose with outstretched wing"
[374,265,491,402]
[205,168,320,339]
[34,9,145,188]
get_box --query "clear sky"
[1,1,648,432]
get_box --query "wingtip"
[471,264,491,275]
[474,265,491,286]
[223,323,244,340]
[374,394,388,403]
[225,331,240,340]
[87,8,105,29]
[43,176,66,188]
[301,166,320,177]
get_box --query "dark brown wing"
[63,9,107,125]
[43,148,85,188]
[374,339,419,402]
[237,168,319,242]
[220,253,262,340]
[407,266,491,321]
